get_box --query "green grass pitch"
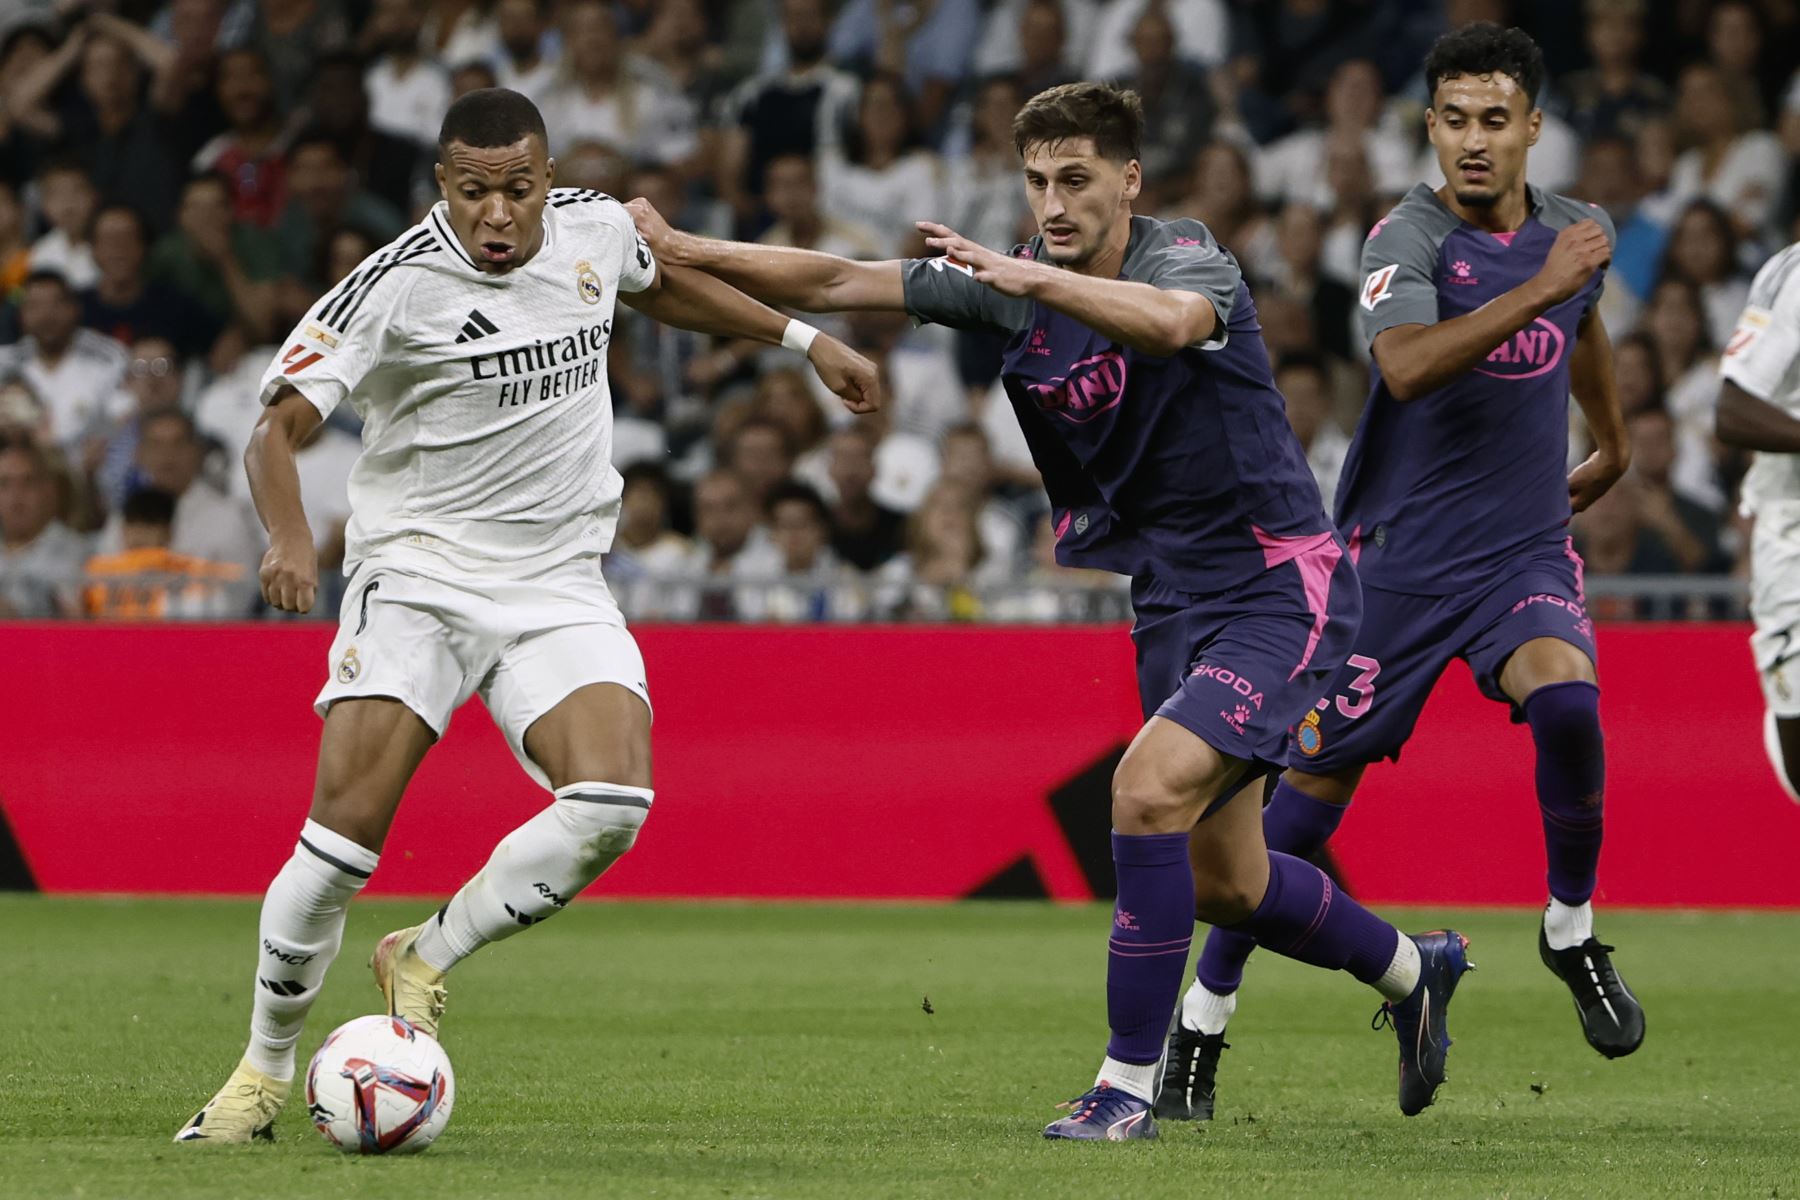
[1,898,1794,1199]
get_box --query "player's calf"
[249,821,380,1079]
[409,782,653,979]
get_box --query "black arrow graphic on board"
[0,792,40,891]
[963,748,1347,901]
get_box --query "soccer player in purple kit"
[629,81,1472,1140]
[1158,24,1645,1125]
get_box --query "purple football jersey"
[902,216,1330,592]
[1336,184,1615,594]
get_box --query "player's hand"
[917,221,1045,298]
[1532,220,1611,307]
[1567,448,1628,513]
[259,532,318,614]
[625,197,694,268]
[808,335,882,414]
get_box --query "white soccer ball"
[305,1015,455,1154]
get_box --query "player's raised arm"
[244,385,324,613]
[1566,310,1630,512]
[620,258,882,415]
[627,197,906,314]
[1367,218,1612,402]
[916,220,1219,358]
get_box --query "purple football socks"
[1524,680,1606,905]
[1104,832,1195,1065]
[1196,780,1348,994]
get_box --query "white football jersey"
[259,188,657,578]
[1723,242,1800,515]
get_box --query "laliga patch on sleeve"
[1724,307,1771,359]
[282,343,324,376]
[928,255,975,277]
[1360,264,1398,312]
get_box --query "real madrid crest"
[575,259,602,305]
[338,646,361,684]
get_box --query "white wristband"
[781,318,820,355]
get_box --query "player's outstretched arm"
[621,261,882,414]
[1566,309,1630,512]
[917,222,1216,357]
[627,198,906,314]
[1373,219,1612,402]
[244,386,323,613]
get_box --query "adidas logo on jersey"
[454,309,501,343]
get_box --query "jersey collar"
[1417,180,1550,233]
[426,201,555,277]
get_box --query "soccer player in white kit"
[174,89,879,1143]
[1716,240,1800,803]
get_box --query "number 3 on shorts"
[1334,655,1380,720]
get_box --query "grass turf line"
[0,899,1793,1199]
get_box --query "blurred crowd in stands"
[1,0,1797,622]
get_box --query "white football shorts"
[1749,500,1800,718]
[315,554,651,789]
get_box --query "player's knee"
[307,784,399,852]
[1524,681,1604,760]
[552,783,653,864]
[1110,763,1199,832]
[1191,869,1260,926]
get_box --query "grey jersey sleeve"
[1131,218,1239,348]
[1357,202,1444,346]
[902,252,1034,333]
[1539,191,1617,311]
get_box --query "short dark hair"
[1012,82,1143,163]
[35,154,92,185]
[94,204,151,247]
[1423,22,1545,107]
[288,127,344,162]
[1274,349,1330,380]
[438,88,548,156]
[0,437,52,479]
[731,416,795,459]
[620,460,674,496]
[23,269,76,297]
[184,170,233,198]
[142,409,199,442]
[766,479,829,524]
[121,487,177,527]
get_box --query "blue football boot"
[1042,1082,1158,1141]
[1371,930,1474,1116]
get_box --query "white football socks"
[1179,981,1237,1035]
[413,782,653,973]
[1543,899,1594,951]
[1375,931,1422,1002]
[246,820,379,1080]
[1096,1055,1161,1104]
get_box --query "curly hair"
[1423,22,1545,107]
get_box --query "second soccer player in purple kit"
[1162,23,1646,1126]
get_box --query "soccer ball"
[305,1015,455,1154]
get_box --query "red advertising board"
[2,623,1796,907]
